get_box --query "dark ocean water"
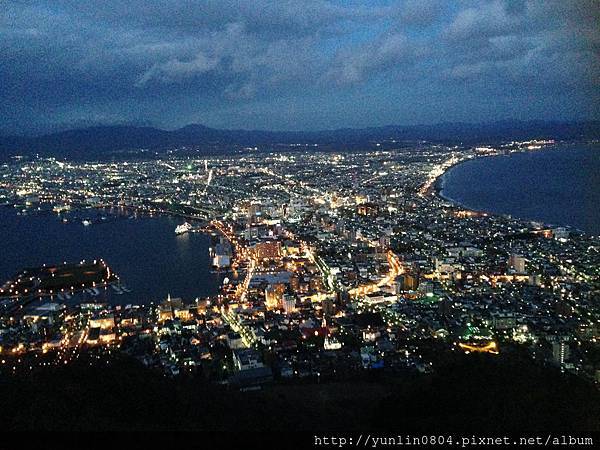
[0,207,221,304]
[440,145,600,235]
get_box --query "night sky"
[1,0,598,135]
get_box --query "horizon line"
[4,117,600,139]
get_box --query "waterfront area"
[0,139,598,389]
[0,206,221,305]
[440,144,600,235]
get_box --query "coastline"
[430,144,596,234]
[0,206,221,304]
[432,154,482,211]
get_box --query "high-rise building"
[395,273,419,293]
[282,294,296,314]
[321,297,334,317]
[508,253,526,274]
[212,243,232,268]
[379,234,391,249]
[247,203,262,222]
[552,341,570,368]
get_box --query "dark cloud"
[0,0,598,134]
[327,31,428,85]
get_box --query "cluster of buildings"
[0,140,598,389]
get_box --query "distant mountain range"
[0,120,598,158]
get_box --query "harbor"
[0,206,222,306]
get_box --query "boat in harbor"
[82,220,92,226]
[175,222,193,235]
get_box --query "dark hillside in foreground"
[1,352,598,432]
[0,120,598,158]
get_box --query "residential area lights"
[0,139,598,386]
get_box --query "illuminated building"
[233,348,264,371]
[357,202,379,216]
[508,253,526,274]
[395,273,418,293]
[321,297,334,317]
[362,329,381,342]
[174,306,192,321]
[99,328,116,343]
[324,335,342,350]
[158,294,185,322]
[89,314,115,330]
[282,240,301,256]
[251,240,281,260]
[247,203,262,222]
[552,341,570,368]
[226,332,245,350]
[355,194,368,205]
[87,327,101,345]
[23,303,65,325]
[553,227,570,241]
[264,283,285,310]
[282,294,296,314]
[212,242,232,268]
